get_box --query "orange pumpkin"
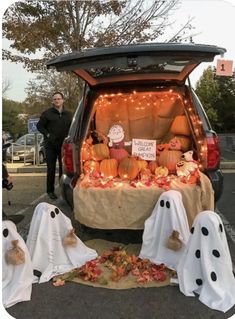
[109,148,129,162]
[118,157,139,180]
[158,149,182,174]
[100,159,118,178]
[174,135,191,152]
[148,161,158,174]
[169,138,181,151]
[156,143,168,155]
[83,160,100,174]
[171,115,191,136]
[91,143,110,161]
[137,159,148,171]
[81,142,91,161]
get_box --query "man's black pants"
[45,146,63,193]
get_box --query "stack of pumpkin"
[80,126,197,189]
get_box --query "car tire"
[39,151,45,164]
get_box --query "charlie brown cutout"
[216,59,233,76]
[108,124,132,148]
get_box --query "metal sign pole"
[28,118,40,166]
[34,133,39,165]
[11,145,13,163]
[24,135,26,166]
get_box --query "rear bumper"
[207,169,224,202]
[6,154,34,162]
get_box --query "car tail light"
[205,136,220,169]
[62,142,74,175]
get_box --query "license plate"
[13,156,20,160]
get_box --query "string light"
[83,90,208,182]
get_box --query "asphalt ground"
[2,143,235,319]
[2,172,235,319]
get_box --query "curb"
[8,167,47,174]
[220,162,235,169]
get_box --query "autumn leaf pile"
[53,246,169,286]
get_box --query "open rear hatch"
[47,43,226,86]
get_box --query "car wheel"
[39,151,45,164]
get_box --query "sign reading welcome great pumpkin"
[132,139,156,161]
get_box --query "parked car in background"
[6,133,46,164]
[47,43,225,213]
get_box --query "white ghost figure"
[2,220,34,308]
[26,202,98,283]
[177,210,235,313]
[139,190,190,270]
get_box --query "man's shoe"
[47,192,58,200]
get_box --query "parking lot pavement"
[3,163,235,318]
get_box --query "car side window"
[17,137,24,145]
[26,137,34,145]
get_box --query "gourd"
[118,157,139,180]
[155,166,169,177]
[91,143,110,161]
[100,158,118,178]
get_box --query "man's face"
[52,94,64,108]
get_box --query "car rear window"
[85,58,194,80]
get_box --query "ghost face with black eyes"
[50,207,60,219]
[159,199,171,209]
[26,202,98,283]
[26,202,74,274]
[139,190,190,270]
[177,210,235,313]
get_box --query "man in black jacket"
[37,92,72,199]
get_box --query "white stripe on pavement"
[217,209,235,244]
[15,184,59,215]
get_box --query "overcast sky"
[1,0,235,102]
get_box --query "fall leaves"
[53,246,170,287]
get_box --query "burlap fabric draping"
[95,94,185,144]
[73,172,214,230]
[54,239,171,289]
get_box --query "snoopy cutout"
[177,211,235,312]
[2,220,34,308]
[139,190,190,270]
[26,202,98,283]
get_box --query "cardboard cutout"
[177,211,235,313]
[26,202,98,283]
[2,220,34,308]
[139,190,190,270]
[108,124,125,148]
